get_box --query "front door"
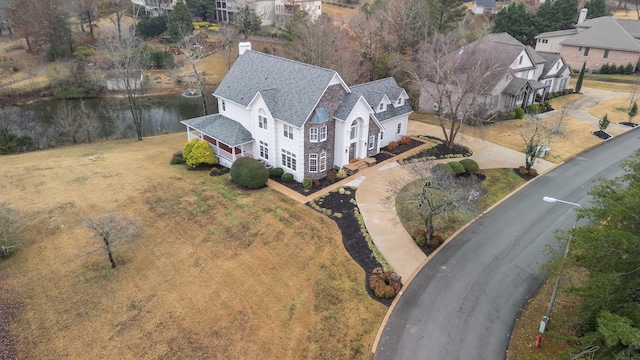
[349,142,356,161]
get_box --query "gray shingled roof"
[474,0,496,8]
[181,114,253,146]
[351,77,404,106]
[376,103,413,122]
[503,77,527,96]
[535,28,578,39]
[538,52,563,77]
[214,50,342,128]
[333,93,363,121]
[618,19,640,38]
[560,16,640,52]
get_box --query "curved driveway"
[373,126,640,359]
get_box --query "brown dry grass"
[410,94,601,164]
[0,134,385,359]
[589,97,636,123]
[507,267,587,360]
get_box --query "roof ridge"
[244,50,338,75]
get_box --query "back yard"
[0,134,385,359]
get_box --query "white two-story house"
[182,45,412,182]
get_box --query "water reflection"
[0,94,216,148]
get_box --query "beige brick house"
[535,12,640,72]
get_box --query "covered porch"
[503,78,549,111]
[181,114,254,168]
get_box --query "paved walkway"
[269,87,633,281]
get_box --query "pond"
[0,93,217,148]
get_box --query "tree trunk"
[108,250,116,268]
[88,11,94,39]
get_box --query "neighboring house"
[535,9,640,71]
[471,0,497,15]
[130,0,177,17]
[215,0,321,26]
[419,33,571,117]
[105,70,145,91]
[181,45,412,182]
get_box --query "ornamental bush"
[525,104,539,114]
[369,272,397,299]
[230,157,269,189]
[186,140,218,168]
[281,173,294,183]
[183,138,199,160]
[303,177,313,189]
[514,107,525,119]
[431,163,454,177]
[270,167,284,177]
[387,141,398,150]
[448,161,465,175]
[400,135,412,145]
[459,158,480,173]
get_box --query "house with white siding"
[181,45,412,182]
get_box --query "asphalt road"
[374,128,640,360]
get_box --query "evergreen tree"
[427,0,466,35]
[583,0,609,19]
[493,3,536,45]
[553,150,640,358]
[629,102,638,122]
[167,0,193,40]
[234,4,261,40]
[575,61,586,93]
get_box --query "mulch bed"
[619,122,639,128]
[309,188,394,306]
[401,135,472,163]
[592,130,612,140]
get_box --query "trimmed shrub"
[326,169,338,183]
[387,141,398,151]
[514,107,525,119]
[428,233,444,248]
[431,163,454,177]
[170,156,185,165]
[400,135,412,145]
[369,271,397,299]
[230,157,269,189]
[415,233,427,247]
[270,167,284,177]
[528,168,538,177]
[183,138,199,160]
[525,104,539,114]
[281,173,294,183]
[303,177,313,189]
[519,166,528,175]
[336,169,347,179]
[186,140,218,168]
[624,63,635,75]
[459,158,480,173]
[448,161,465,175]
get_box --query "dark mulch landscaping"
[308,188,394,306]
[592,130,612,140]
[401,135,472,163]
[372,138,426,162]
[619,122,639,128]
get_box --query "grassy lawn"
[0,133,385,359]
[395,168,526,241]
[571,74,640,92]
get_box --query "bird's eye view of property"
[1,0,639,359]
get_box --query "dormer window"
[396,98,403,106]
[378,103,384,111]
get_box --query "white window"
[309,127,318,142]
[283,124,294,140]
[397,98,403,106]
[350,124,358,140]
[319,125,327,141]
[396,123,402,134]
[258,109,268,130]
[519,55,523,65]
[369,135,375,150]
[281,149,296,171]
[378,103,384,111]
[259,140,269,160]
[221,100,226,111]
[309,153,318,172]
[319,151,326,172]
[379,132,384,140]
[433,103,439,111]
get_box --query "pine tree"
[167,1,193,40]
[629,102,638,122]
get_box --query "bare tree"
[176,29,210,115]
[0,204,21,259]
[350,9,388,81]
[549,99,577,134]
[520,115,553,171]
[393,31,502,149]
[99,0,131,42]
[99,28,146,140]
[380,0,430,54]
[83,213,142,268]
[55,100,81,144]
[77,99,100,143]
[394,161,480,241]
